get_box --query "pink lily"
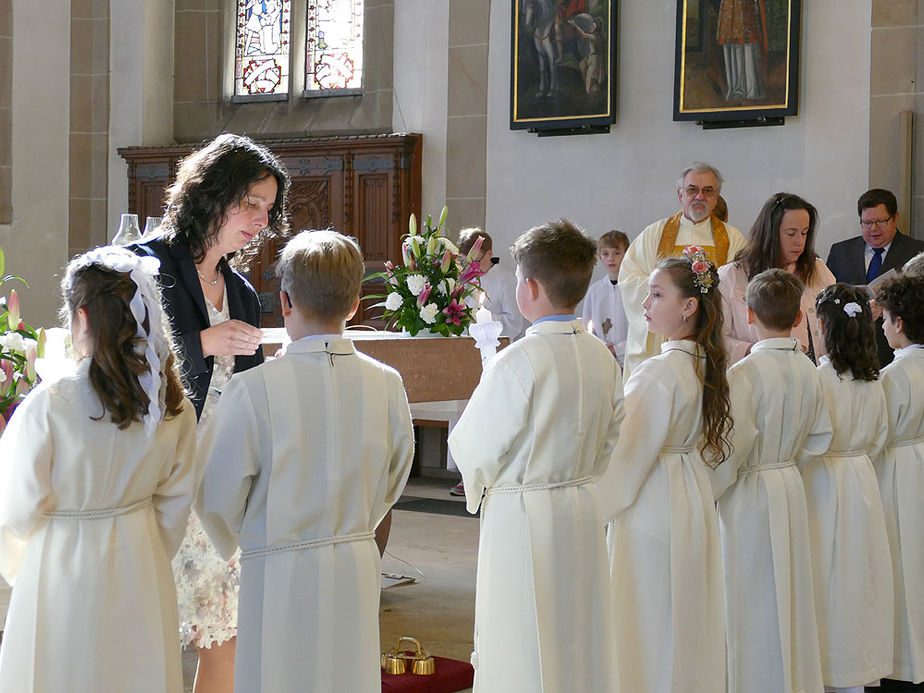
[7,289,19,330]
[384,260,395,275]
[458,260,487,286]
[25,347,37,381]
[417,283,432,306]
[466,236,485,262]
[0,411,6,438]
[0,359,12,397]
[442,298,465,326]
[439,249,452,274]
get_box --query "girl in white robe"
[803,285,893,692]
[596,249,732,693]
[716,269,832,693]
[874,275,924,685]
[0,248,197,693]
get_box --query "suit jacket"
[826,232,924,367]
[131,234,265,419]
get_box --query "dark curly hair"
[876,275,924,345]
[815,283,879,381]
[62,257,186,429]
[736,192,820,285]
[161,133,290,270]
[656,255,732,468]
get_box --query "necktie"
[867,247,884,283]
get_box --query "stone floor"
[181,476,477,692]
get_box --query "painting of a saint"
[673,0,800,123]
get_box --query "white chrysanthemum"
[420,303,439,324]
[406,274,427,296]
[385,292,403,311]
[436,281,448,295]
[439,237,460,255]
[0,332,27,354]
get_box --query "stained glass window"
[306,0,364,93]
[235,0,291,97]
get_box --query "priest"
[619,162,747,378]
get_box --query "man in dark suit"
[827,188,924,367]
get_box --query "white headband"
[69,247,169,438]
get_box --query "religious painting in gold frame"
[510,0,616,132]
[673,0,801,125]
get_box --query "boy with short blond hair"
[449,218,623,692]
[715,268,832,693]
[196,230,415,692]
[582,229,630,364]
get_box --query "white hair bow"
[843,301,862,318]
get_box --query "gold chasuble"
[656,211,732,265]
[618,212,746,379]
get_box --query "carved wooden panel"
[118,134,422,329]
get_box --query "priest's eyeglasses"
[860,217,893,229]
[682,185,717,198]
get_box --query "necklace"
[197,269,220,286]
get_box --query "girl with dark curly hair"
[803,283,892,691]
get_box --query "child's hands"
[201,320,263,357]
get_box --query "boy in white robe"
[874,275,924,688]
[195,230,415,692]
[582,229,630,365]
[714,269,832,693]
[448,219,624,693]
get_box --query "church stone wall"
[868,0,924,239]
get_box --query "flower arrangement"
[370,207,487,336]
[0,247,44,436]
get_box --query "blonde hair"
[276,230,364,320]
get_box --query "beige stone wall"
[0,0,10,224]
[445,0,489,233]
[174,0,395,143]
[69,0,109,255]
[869,0,924,238]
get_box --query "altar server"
[195,230,414,692]
[804,283,892,693]
[596,246,731,693]
[716,268,831,693]
[0,248,197,693]
[873,275,924,687]
[449,219,623,693]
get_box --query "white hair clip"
[843,301,862,318]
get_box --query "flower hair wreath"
[682,245,715,294]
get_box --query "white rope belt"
[824,450,866,458]
[485,476,593,496]
[741,458,797,475]
[45,496,152,520]
[661,445,695,454]
[890,436,924,449]
[240,531,375,561]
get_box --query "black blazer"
[826,232,924,367]
[131,235,264,419]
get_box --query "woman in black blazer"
[131,133,289,692]
[133,134,290,418]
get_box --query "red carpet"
[381,655,474,692]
